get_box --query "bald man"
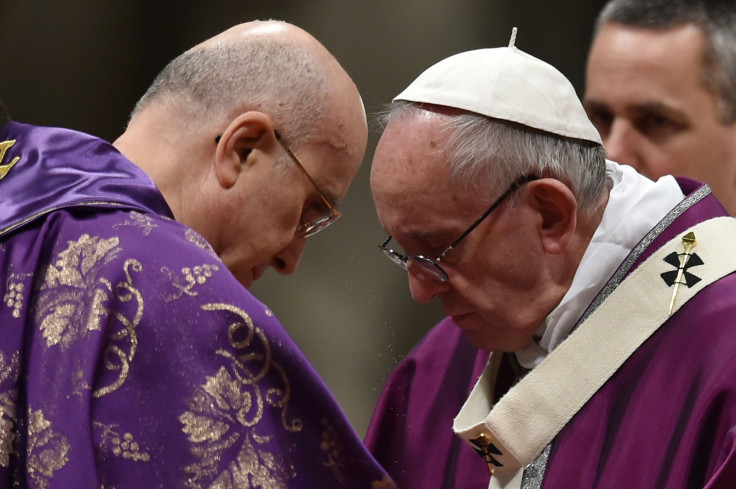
[0,21,392,488]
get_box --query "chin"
[454,314,534,352]
[233,269,254,289]
[453,315,497,351]
[463,331,494,351]
[464,331,530,353]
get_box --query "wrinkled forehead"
[372,116,451,194]
[371,115,478,233]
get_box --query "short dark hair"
[596,0,736,123]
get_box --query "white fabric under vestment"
[515,160,684,368]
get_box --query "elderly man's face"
[371,111,550,352]
[584,23,736,214]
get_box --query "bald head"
[114,20,367,286]
[195,20,333,57]
[129,20,361,147]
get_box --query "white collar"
[515,161,685,368]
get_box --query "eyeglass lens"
[379,174,538,282]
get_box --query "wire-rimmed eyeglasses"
[216,132,341,238]
[379,174,539,282]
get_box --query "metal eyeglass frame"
[215,131,341,238]
[379,174,539,282]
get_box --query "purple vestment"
[0,122,393,489]
[365,178,736,489]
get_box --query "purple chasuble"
[0,122,394,489]
[365,178,736,489]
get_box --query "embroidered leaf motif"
[179,304,301,489]
[35,234,121,349]
[35,234,143,398]
[27,408,71,489]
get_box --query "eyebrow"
[630,101,688,121]
[585,98,689,123]
[583,99,608,113]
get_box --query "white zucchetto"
[394,28,602,145]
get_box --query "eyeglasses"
[215,132,341,238]
[379,174,539,282]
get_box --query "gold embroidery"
[319,417,368,483]
[36,234,121,349]
[185,229,218,258]
[93,259,143,399]
[179,303,302,489]
[372,475,398,489]
[113,211,157,236]
[161,263,220,301]
[68,361,91,398]
[94,422,151,462]
[35,234,143,397]
[0,351,19,468]
[3,272,29,319]
[0,139,20,181]
[27,407,71,489]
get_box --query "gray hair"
[132,30,330,149]
[596,0,736,124]
[379,102,608,212]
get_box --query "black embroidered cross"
[660,251,703,288]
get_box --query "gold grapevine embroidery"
[0,140,20,181]
[35,234,142,398]
[179,303,301,489]
[27,407,71,489]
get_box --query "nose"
[603,119,641,169]
[407,265,451,303]
[270,237,307,275]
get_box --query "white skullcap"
[394,28,602,145]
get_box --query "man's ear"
[214,111,278,189]
[525,179,578,254]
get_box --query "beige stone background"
[0,0,607,436]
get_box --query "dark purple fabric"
[365,180,736,489]
[0,122,172,235]
[545,273,736,488]
[0,123,393,488]
[365,319,489,489]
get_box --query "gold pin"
[668,232,696,316]
[469,432,502,475]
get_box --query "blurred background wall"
[0,0,608,436]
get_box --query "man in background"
[0,21,392,488]
[584,0,736,214]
